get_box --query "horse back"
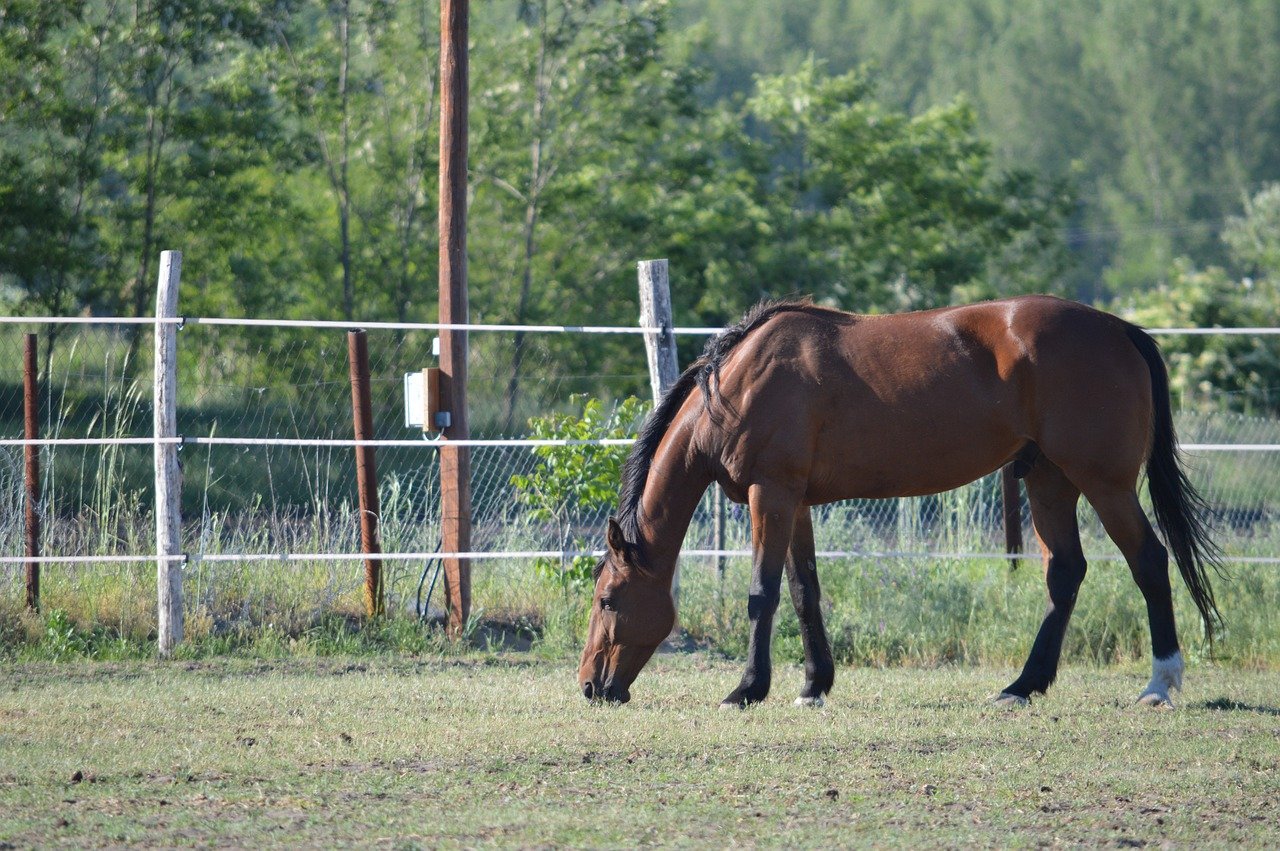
[702,295,1153,502]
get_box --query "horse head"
[578,517,675,703]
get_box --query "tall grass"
[7,482,1278,667]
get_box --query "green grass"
[7,543,1280,668]
[0,656,1277,847]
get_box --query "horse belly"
[805,377,1023,502]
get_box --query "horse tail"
[1124,323,1224,640]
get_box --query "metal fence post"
[348,330,385,617]
[1002,465,1023,567]
[154,250,183,655]
[23,333,40,611]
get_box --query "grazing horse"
[578,295,1221,709]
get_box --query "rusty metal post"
[347,330,385,618]
[1001,465,1023,566]
[23,333,40,611]
[439,0,472,636]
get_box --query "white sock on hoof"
[1137,651,1184,708]
[794,695,824,708]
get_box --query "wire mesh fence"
[3,317,1280,640]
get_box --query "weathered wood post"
[23,333,40,611]
[154,250,183,655]
[638,260,679,398]
[1002,465,1023,566]
[638,259,682,605]
[439,0,472,636]
[347,330,385,617]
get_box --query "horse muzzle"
[581,677,630,704]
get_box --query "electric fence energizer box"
[403,338,447,431]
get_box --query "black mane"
[613,298,823,543]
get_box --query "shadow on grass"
[1199,697,1280,716]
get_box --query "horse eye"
[600,598,616,612]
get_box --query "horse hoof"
[1136,691,1175,710]
[794,695,824,708]
[992,692,1029,709]
[719,700,746,711]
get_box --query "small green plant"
[510,395,649,589]
[41,609,92,660]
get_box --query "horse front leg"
[785,505,834,705]
[721,483,798,708]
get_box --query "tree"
[271,0,440,324]
[1119,184,1280,414]
[469,0,708,430]
[651,62,1072,323]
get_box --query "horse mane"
[614,298,828,543]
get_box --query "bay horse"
[579,295,1221,709]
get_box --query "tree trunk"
[338,1,354,321]
[502,11,549,432]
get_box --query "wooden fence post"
[638,259,679,403]
[347,330,385,617]
[638,259,683,608]
[154,250,183,656]
[23,333,40,612]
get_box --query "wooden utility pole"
[23,334,40,611]
[347,331,385,617]
[439,0,472,635]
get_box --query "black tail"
[1125,324,1224,639]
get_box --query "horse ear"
[606,517,627,554]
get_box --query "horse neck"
[636,418,712,583]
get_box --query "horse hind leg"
[784,506,834,706]
[1083,487,1182,708]
[998,460,1085,705]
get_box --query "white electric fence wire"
[0,437,639,448]
[2,436,1278,451]
[5,314,1280,336]
[3,551,1280,566]
[5,315,1278,572]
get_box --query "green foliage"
[510,395,648,588]
[1119,183,1280,414]
[686,0,1280,301]
[737,61,1073,310]
[28,609,145,662]
[1,0,1074,416]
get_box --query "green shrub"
[510,395,649,589]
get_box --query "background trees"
[2,0,1278,422]
[687,0,1280,303]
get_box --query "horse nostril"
[582,681,594,699]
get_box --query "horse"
[578,295,1221,709]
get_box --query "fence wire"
[3,320,1279,635]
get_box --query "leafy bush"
[1114,183,1280,415]
[510,395,649,589]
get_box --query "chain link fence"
[3,319,1279,638]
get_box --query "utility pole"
[439,0,472,635]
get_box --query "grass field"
[2,654,1277,848]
